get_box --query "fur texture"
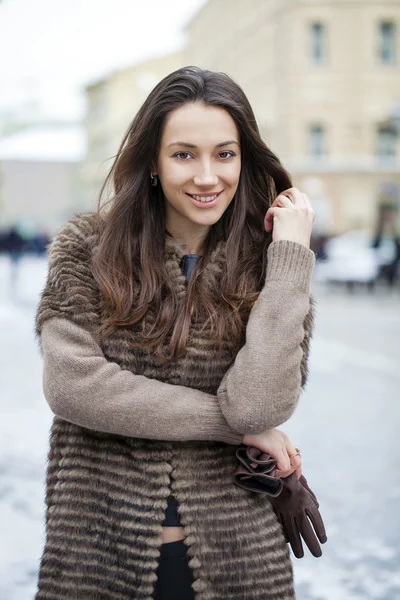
[35,213,314,599]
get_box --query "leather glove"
[234,444,282,497]
[269,471,327,558]
[233,445,327,558]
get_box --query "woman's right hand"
[264,187,315,247]
[242,429,302,479]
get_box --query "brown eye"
[219,151,235,159]
[173,152,191,160]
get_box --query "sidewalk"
[1,256,399,599]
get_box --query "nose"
[193,162,218,187]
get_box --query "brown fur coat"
[35,213,314,599]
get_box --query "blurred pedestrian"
[4,225,25,295]
[372,205,400,287]
[35,67,317,599]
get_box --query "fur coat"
[34,213,314,599]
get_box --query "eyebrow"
[167,140,239,149]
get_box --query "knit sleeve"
[216,240,315,434]
[40,317,243,445]
[36,214,243,445]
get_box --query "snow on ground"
[1,255,399,599]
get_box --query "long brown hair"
[92,66,292,363]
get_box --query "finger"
[301,192,312,208]
[289,453,302,471]
[275,465,294,479]
[305,507,328,545]
[275,439,299,478]
[272,195,293,209]
[286,443,302,473]
[290,457,302,479]
[286,516,304,559]
[298,513,323,558]
[281,187,304,205]
[274,447,291,474]
[264,206,283,232]
[301,193,316,223]
[275,465,297,479]
[299,475,319,507]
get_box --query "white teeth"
[191,194,217,202]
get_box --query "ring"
[289,448,301,458]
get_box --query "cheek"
[224,161,241,186]
[160,165,188,189]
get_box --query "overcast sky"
[0,0,207,120]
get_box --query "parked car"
[314,230,399,286]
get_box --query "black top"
[179,254,200,281]
[161,253,200,527]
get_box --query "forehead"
[161,102,239,146]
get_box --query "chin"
[191,214,223,227]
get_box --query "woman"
[35,66,315,599]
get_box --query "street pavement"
[0,256,399,600]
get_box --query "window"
[379,21,396,64]
[377,126,396,165]
[308,125,326,159]
[310,22,325,64]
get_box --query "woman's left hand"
[242,428,302,479]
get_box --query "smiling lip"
[186,191,223,208]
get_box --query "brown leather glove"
[269,472,327,558]
[234,444,283,497]
[233,445,327,559]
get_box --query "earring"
[150,173,158,187]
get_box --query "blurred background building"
[78,0,400,286]
[81,52,182,205]
[1,0,399,243]
[0,125,86,232]
[184,0,400,237]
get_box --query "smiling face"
[155,102,241,252]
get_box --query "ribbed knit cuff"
[198,410,243,446]
[219,430,243,446]
[266,240,315,293]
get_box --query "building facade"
[81,52,183,206]
[0,126,86,233]
[184,0,400,234]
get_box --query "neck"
[166,224,209,255]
